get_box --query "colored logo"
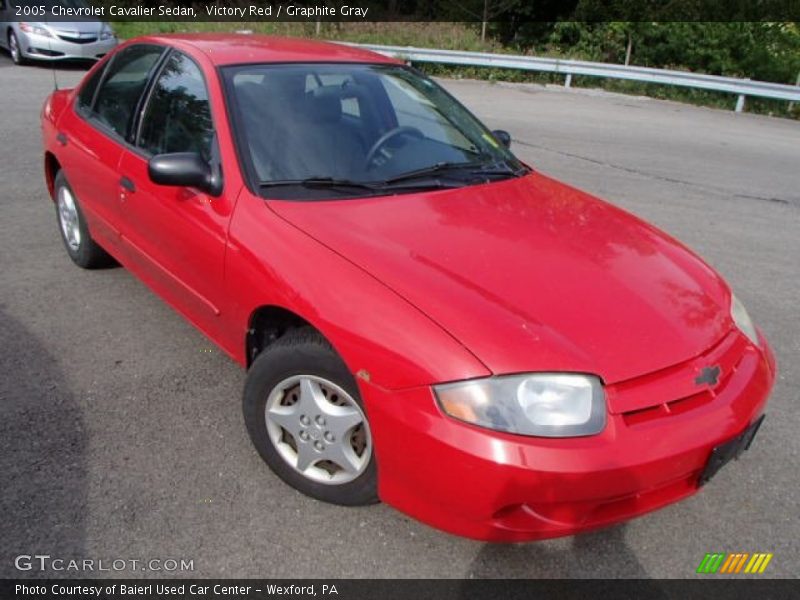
[696,552,773,574]
[695,365,722,386]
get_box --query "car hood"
[268,172,733,385]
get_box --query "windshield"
[222,63,528,200]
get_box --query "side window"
[138,52,214,159]
[76,62,108,113]
[92,45,164,139]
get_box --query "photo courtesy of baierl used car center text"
[1,0,798,598]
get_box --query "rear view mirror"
[148,152,222,196]
[491,130,511,148]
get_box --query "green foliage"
[542,22,800,85]
[112,21,800,119]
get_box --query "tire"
[243,327,379,506]
[8,30,26,65]
[54,170,113,269]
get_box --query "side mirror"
[491,129,511,148]
[148,152,222,196]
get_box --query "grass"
[111,22,799,119]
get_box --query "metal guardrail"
[353,44,800,112]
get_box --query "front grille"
[622,389,716,427]
[56,34,97,44]
[612,329,749,426]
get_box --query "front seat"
[289,86,366,180]
[234,74,306,182]
[234,76,366,182]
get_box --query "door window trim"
[74,43,169,155]
[133,48,217,160]
[74,56,112,118]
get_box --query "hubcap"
[265,375,372,485]
[57,186,81,251]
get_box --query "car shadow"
[0,308,88,578]
[28,59,94,72]
[463,524,667,591]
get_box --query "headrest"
[261,70,307,104]
[305,87,342,123]
[234,81,263,106]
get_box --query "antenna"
[50,52,59,91]
[45,10,58,90]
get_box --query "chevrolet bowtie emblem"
[695,365,722,386]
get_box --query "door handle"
[120,176,136,193]
[56,132,68,146]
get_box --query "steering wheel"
[365,126,424,169]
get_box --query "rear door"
[116,49,233,340]
[57,44,165,249]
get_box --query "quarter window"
[76,62,107,113]
[91,44,164,139]
[138,52,214,159]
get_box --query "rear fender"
[42,88,73,127]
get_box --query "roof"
[140,33,401,67]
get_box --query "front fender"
[225,192,490,390]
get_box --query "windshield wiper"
[382,161,486,185]
[260,176,465,194]
[384,160,529,186]
[260,177,380,192]
[469,160,531,178]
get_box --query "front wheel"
[243,327,378,506]
[8,31,26,65]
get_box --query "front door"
[116,50,233,341]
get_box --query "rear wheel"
[8,31,26,65]
[54,171,113,269]
[243,327,378,505]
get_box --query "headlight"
[731,294,759,345]
[19,23,53,38]
[434,373,606,437]
[99,24,115,41]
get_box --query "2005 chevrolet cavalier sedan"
[40,34,775,541]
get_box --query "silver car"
[0,0,117,65]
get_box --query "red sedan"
[40,34,775,541]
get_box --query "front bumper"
[364,329,775,541]
[19,31,117,61]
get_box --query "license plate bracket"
[698,414,764,487]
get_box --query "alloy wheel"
[9,32,20,64]
[57,185,82,252]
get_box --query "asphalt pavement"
[1,51,798,579]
